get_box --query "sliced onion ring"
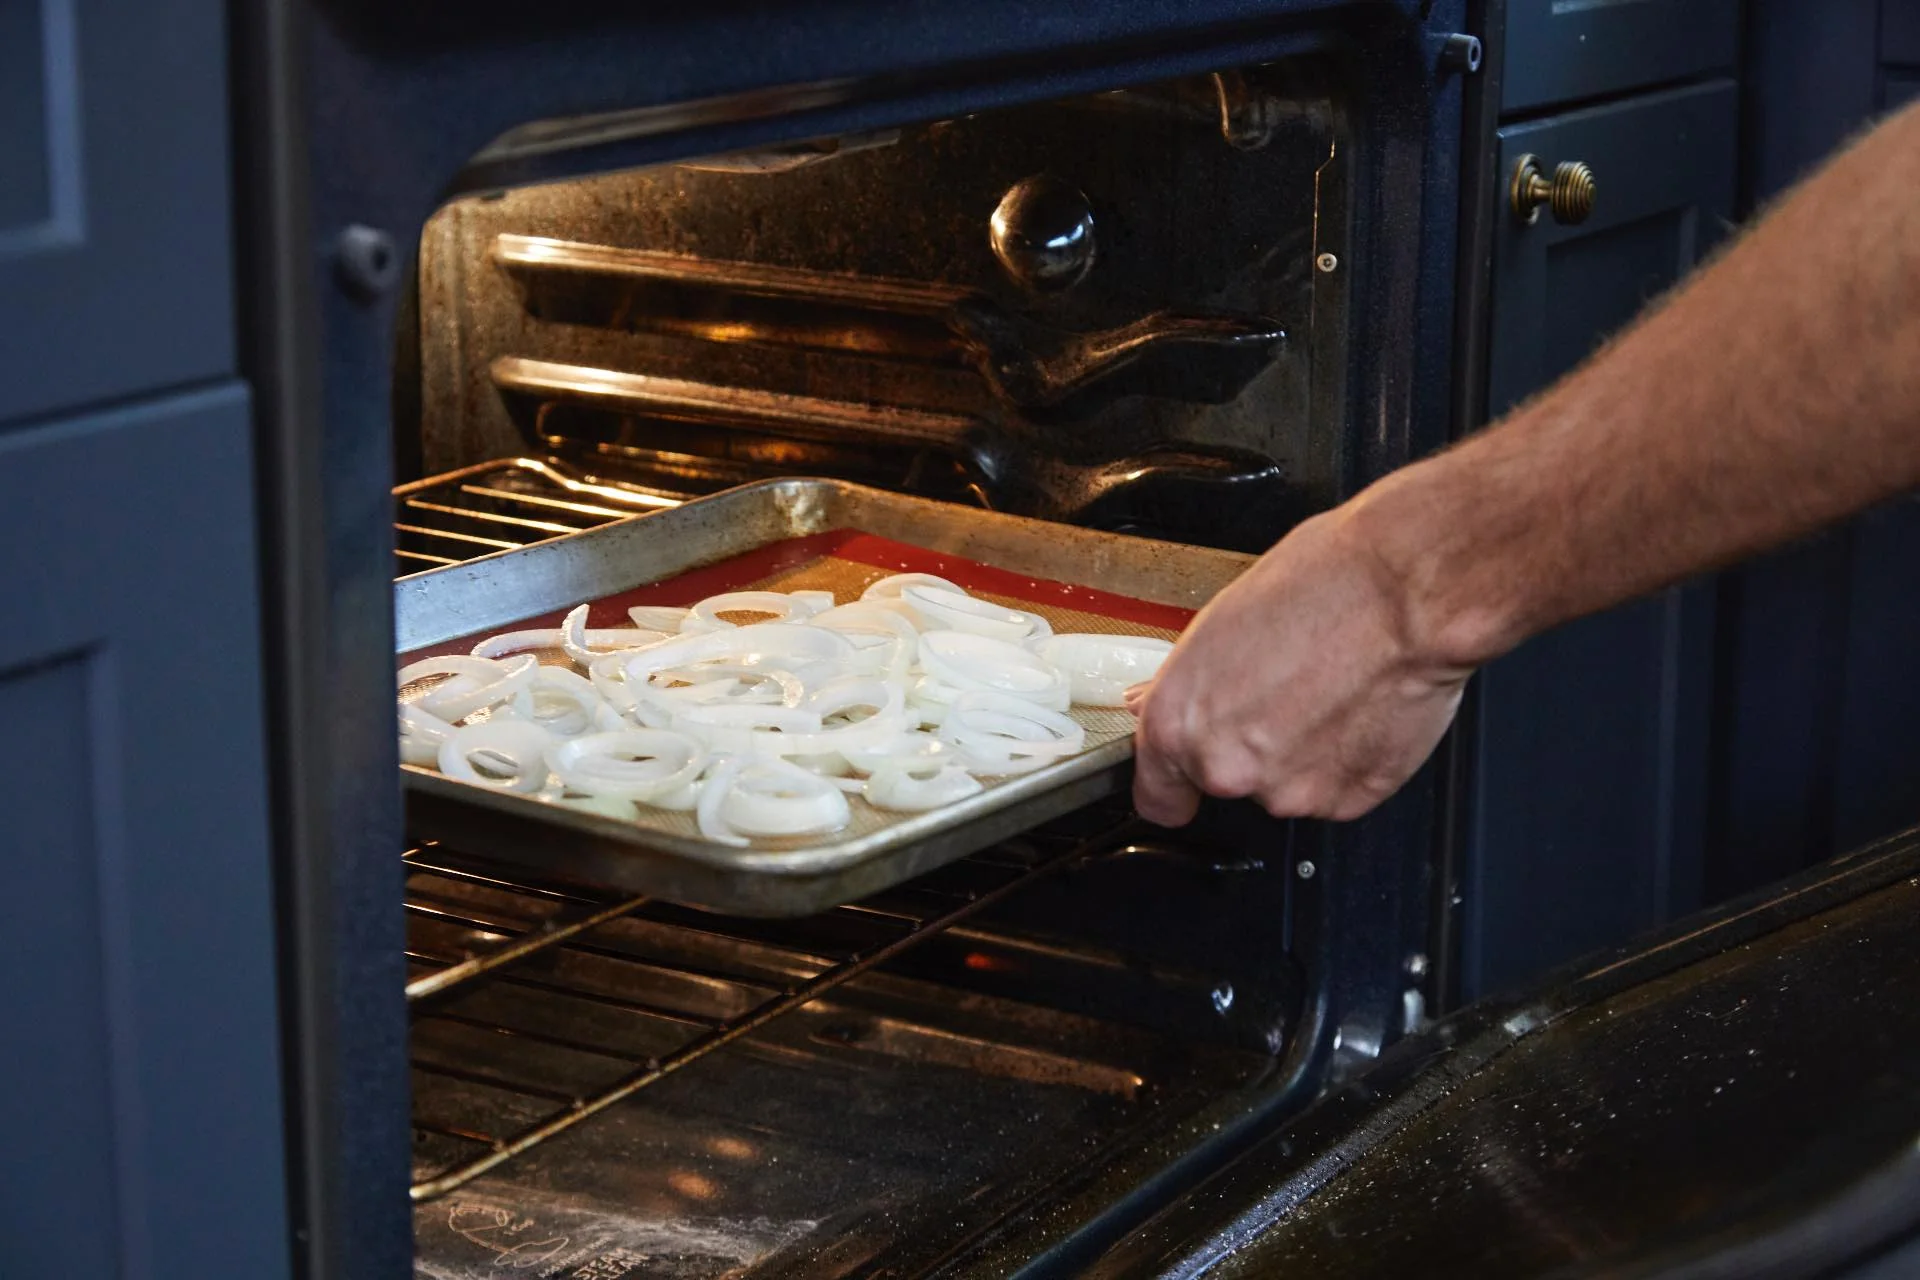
[627,605,692,632]
[902,585,1046,643]
[862,572,962,601]
[546,729,707,801]
[507,666,610,737]
[1031,633,1174,707]
[866,761,985,811]
[918,630,1071,710]
[438,720,555,794]
[721,759,853,836]
[938,690,1086,775]
[683,591,809,633]
[398,703,455,766]
[696,756,750,847]
[561,603,669,667]
[408,654,538,721]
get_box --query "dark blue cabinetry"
[1462,39,1739,997]
[0,0,237,424]
[1502,0,1737,113]
[0,2,293,1275]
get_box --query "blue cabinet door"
[0,385,291,1277]
[1464,82,1737,999]
[0,0,235,422]
[1502,0,1739,114]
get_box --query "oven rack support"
[406,820,1150,1202]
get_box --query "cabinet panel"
[1830,499,1920,853]
[1488,81,1737,413]
[1885,0,1920,64]
[0,386,291,1276]
[1465,82,1735,999]
[0,0,234,423]
[1504,0,1738,114]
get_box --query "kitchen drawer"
[1503,0,1739,114]
[0,384,290,1277]
[1886,0,1920,64]
[0,0,234,424]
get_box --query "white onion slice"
[507,666,610,737]
[620,623,854,687]
[438,720,556,793]
[471,629,562,659]
[546,729,707,801]
[812,603,919,678]
[398,703,455,766]
[721,759,852,836]
[398,654,496,705]
[902,585,1046,643]
[839,728,956,776]
[560,603,670,667]
[696,756,750,847]
[917,630,1071,710]
[786,590,836,617]
[410,654,538,721]
[672,703,823,755]
[866,761,985,811]
[627,605,692,632]
[683,591,809,633]
[862,572,962,601]
[1031,634,1174,707]
[908,674,965,727]
[588,651,638,712]
[938,690,1086,775]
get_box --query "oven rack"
[392,456,686,574]
[404,812,1149,1202]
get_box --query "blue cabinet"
[0,0,236,422]
[1502,0,1738,113]
[0,386,292,1277]
[1463,81,1737,999]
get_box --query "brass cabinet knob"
[1510,154,1597,226]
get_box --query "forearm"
[1360,100,1920,668]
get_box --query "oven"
[230,2,1473,1275]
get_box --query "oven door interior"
[1082,826,1920,1280]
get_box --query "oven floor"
[407,840,1267,1280]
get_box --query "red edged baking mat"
[401,530,1196,664]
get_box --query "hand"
[1130,504,1473,825]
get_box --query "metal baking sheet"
[395,477,1253,915]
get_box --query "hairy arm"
[1132,100,1920,826]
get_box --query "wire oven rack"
[392,456,687,574]
[405,808,1150,1201]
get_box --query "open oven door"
[1080,824,1920,1280]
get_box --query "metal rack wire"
[392,457,686,574]
[404,815,1145,1202]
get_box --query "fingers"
[1131,686,1202,827]
[1131,739,1203,827]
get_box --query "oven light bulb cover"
[990,175,1097,293]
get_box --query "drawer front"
[1886,0,1920,64]
[0,384,291,1276]
[0,0,234,423]
[1503,0,1739,114]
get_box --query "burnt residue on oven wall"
[409,65,1353,552]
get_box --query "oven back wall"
[412,72,1347,550]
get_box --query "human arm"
[1131,99,1920,826]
